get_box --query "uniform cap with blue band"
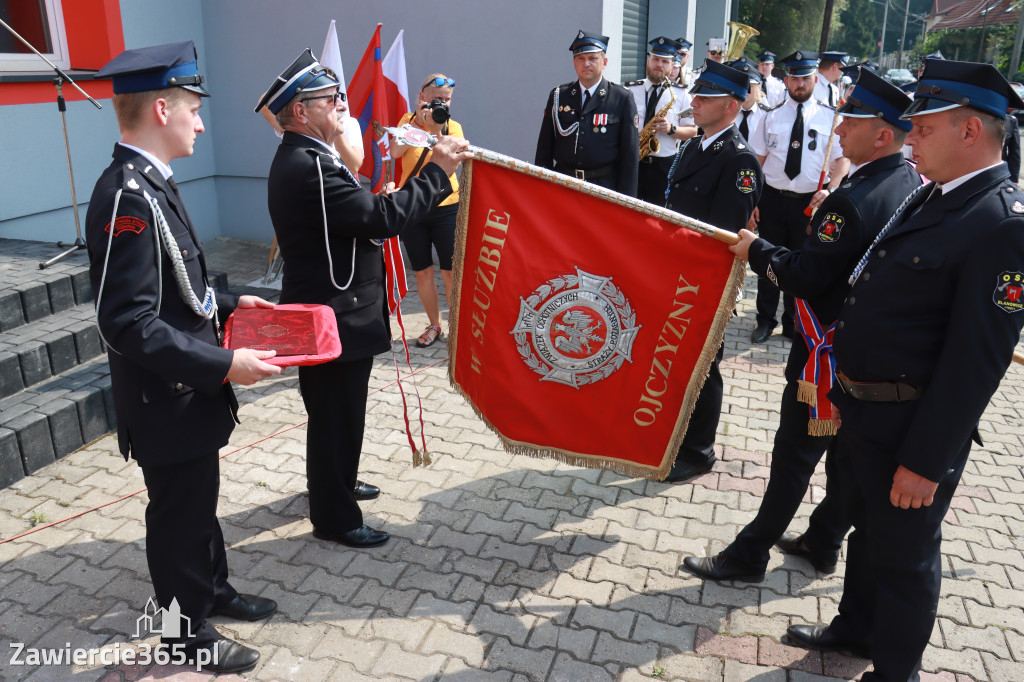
[780,51,820,77]
[254,48,340,115]
[820,51,850,65]
[570,30,609,55]
[689,59,749,99]
[95,41,209,96]
[902,59,1024,120]
[648,36,683,58]
[727,58,763,86]
[837,67,913,132]
[758,51,776,64]
[675,38,692,53]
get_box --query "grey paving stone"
[16,341,51,387]
[0,291,24,332]
[16,283,50,323]
[0,351,24,399]
[8,411,54,474]
[38,398,83,460]
[41,275,75,314]
[0,427,24,488]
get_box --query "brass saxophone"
[638,77,676,161]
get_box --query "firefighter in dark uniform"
[785,60,1024,682]
[86,42,281,673]
[681,69,922,582]
[258,50,471,549]
[535,30,640,197]
[661,60,764,482]
[625,36,697,205]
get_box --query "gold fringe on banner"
[447,153,746,481]
[796,379,818,406]
[808,419,838,437]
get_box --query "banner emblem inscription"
[511,268,640,388]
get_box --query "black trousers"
[638,156,673,207]
[299,358,373,534]
[675,343,724,466]
[722,381,849,568]
[830,424,970,682]
[141,454,236,648]
[755,187,814,329]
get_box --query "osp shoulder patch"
[994,270,1024,313]
[817,213,844,243]
[736,169,757,194]
[104,216,147,237]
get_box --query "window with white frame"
[0,0,70,72]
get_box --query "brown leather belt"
[836,371,921,403]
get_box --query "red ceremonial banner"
[449,153,744,480]
[223,303,341,368]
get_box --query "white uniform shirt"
[762,75,787,107]
[737,104,765,141]
[627,78,693,158]
[749,96,844,193]
[813,77,840,108]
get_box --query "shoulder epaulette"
[765,100,785,112]
[757,102,770,111]
[816,99,837,111]
[623,79,644,87]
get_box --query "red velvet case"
[223,303,342,367]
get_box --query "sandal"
[416,324,443,348]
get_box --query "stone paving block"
[408,592,477,628]
[42,274,75,314]
[420,622,488,667]
[572,603,635,639]
[17,341,52,387]
[694,626,758,664]
[369,642,446,679]
[38,398,83,460]
[469,604,535,646]
[308,626,385,671]
[548,652,614,681]
[0,290,25,332]
[647,649,724,681]
[590,631,658,667]
[0,351,24,398]
[483,637,556,678]
[69,270,93,305]
[255,646,338,681]
[9,411,55,474]
[0,427,25,488]
[17,282,50,323]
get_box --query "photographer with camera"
[391,73,465,348]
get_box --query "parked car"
[885,68,916,87]
[1010,82,1024,125]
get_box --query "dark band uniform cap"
[726,58,763,85]
[902,59,1024,119]
[758,51,776,63]
[571,30,609,55]
[675,38,692,52]
[648,36,682,58]
[690,59,749,99]
[96,41,209,96]
[924,51,945,61]
[837,68,913,132]
[820,51,849,65]
[255,48,340,115]
[781,51,819,76]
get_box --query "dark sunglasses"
[808,128,818,151]
[427,77,455,88]
[301,91,346,104]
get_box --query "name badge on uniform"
[593,113,607,133]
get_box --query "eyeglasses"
[301,91,346,104]
[808,128,818,151]
[426,77,455,88]
[709,51,724,56]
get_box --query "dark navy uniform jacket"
[86,144,239,466]
[665,125,764,233]
[535,77,640,197]
[268,131,452,362]
[748,153,922,382]
[831,164,1024,481]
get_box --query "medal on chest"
[593,113,607,133]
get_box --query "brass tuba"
[638,77,676,161]
[725,21,760,61]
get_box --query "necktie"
[582,89,590,111]
[785,103,803,180]
[645,85,661,124]
[167,176,181,196]
[739,109,751,140]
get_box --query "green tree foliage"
[911,24,1023,80]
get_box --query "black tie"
[645,85,661,124]
[582,89,590,111]
[785,103,803,180]
[167,176,181,196]
[739,109,751,140]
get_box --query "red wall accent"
[0,0,123,105]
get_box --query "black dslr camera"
[423,98,450,124]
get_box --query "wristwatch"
[668,124,677,136]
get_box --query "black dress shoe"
[775,532,839,574]
[313,524,389,547]
[353,480,380,501]
[211,593,278,621]
[184,637,260,673]
[664,455,717,483]
[681,554,766,583]
[785,624,870,658]
[751,322,774,343]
